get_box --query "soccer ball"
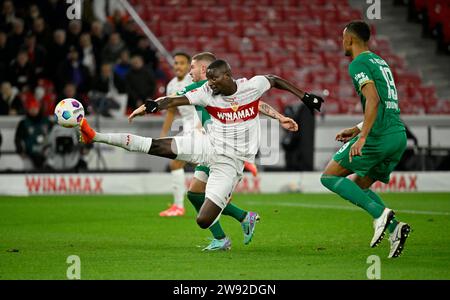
[54,98,85,128]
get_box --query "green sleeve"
[349,61,374,91]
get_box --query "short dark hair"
[345,20,371,42]
[192,52,216,64]
[207,59,231,73]
[173,52,191,62]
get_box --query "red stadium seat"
[215,52,243,68]
[197,37,228,53]
[268,22,299,36]
[229,6,258,22]
[256,7,284,22]
[252,36,282,52]
[298,23,325,39]
[214,22,243,37]
[202,7,230,22]
[145,7,175,22]
[173,7,204,22]
[282,37,313,52]
[159,21,187,37]
[226,36,254,53]
[241,22,271,37]
[268,52,297,68]
[240,53,269,68]
[170,37,199,53]
[282,7,309,21]
[186,23,215,37]
[296,52,325,68]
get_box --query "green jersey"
[176,79,210,127]
[348,51,405,137]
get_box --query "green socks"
[364,189,398,233]
[222,203,248,222]
[187,191,226,240]
[320,175,384,219]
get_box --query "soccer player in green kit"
[321,21,411,258]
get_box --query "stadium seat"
[240,53,269,68]
[173,7,204,22]
[214,22,243,37]
[256,7,284,21]
[282,37,313,52]
[170,37,199,53]
[268,52,297,68]
[296,52,325,68]
[241,22,271,37]
[215,52,243,67]
[229,6,258,21]
[298,23,325,39]
[268,22,299,36]
[159,21,187,37]
[186,23,215,37]
[197,37,228,53]
[202,7,230,22]
[226,36,254,53]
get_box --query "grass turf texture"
[0,193,449,280]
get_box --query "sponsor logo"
[371,174,417,192]
[206,100,259,123]
[25,176,103,194]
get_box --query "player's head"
[190,52,216,82]
[342,20,371,57]
[206,59,234,95]
[172,52,191,80]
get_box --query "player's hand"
[302,92,324,112]
[128,104,146,123]
[349,136,366,163]
[280,116,299,132]
[336,126,360,143]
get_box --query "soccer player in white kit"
[159,52,196,217]
[80,59,323,233]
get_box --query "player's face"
[173,55,190,79]
[342,28,353,57]
[206,68,228,95]
[189,59,203,82]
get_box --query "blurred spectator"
[79,33,98,76]
[90,21,107,53]
[93,0,126,23]
[0,0,16,32]
[32,17,52,47]
[0,30,13,82]
[40,0,69,31]
[91,63,126,116]
[0,81,23,115]
[47,29,68,79]
[119,20,139,49]
[56,46,91,94]
[8,18,25,55]
[66,20,82,48]
[132,36,158,71]
[114,49,131,80]
[44,125,89,171]
[35,79,56,117]
[14,99,53,170]
[24,33,46,77]
[24,3,41,30]
[101,32,126,64]
[125,55,155,110]
[107,8,129,34]
[8,50,36,91]
[59,82,85,109]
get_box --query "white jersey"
[185,75,271,162]
[166,75,197,133]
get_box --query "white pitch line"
[245,201,450,216]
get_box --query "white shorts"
[173,131,244,209]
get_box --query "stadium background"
[0,0,449,280]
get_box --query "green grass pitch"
[1,193,449,279]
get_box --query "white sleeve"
[249,75,272,98]
[184,84,210,107]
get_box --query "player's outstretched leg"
[79,118,177,159]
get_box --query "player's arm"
[258,101,298,131]
[128,95,190,123]
[349,82,379,162]
[264,74,324,112]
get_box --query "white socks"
[171,168,185,207]
[94,132,152,154]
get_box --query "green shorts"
[333,131,407,183]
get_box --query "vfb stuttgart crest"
[230,101,239,112]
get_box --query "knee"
[320,174,336,190]
[196,215,211,229]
